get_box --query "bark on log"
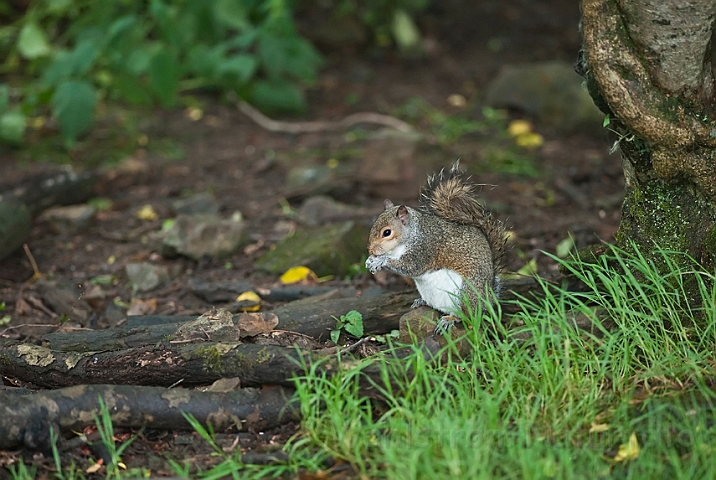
[0,340,310,389]
[0,384,299,451]
[42,291,415,351]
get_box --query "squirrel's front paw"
[434,315,462,335]
[365,255,386,274]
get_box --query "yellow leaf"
[136,204,158,221]
[447,93,466,108]
[85,461,103,474]
[30,116,46,129]
[508,119,532,137]
[280,266,317,284]
[326,158,339,169]
[613,433,640,463]
[589,422,610,433]
[516,258,538,276]
[186,107,203,121]
[107,255,116,265]
[515,132,545,149]
[236,291,261,312]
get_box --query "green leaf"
[186,44,224,78]
[69,39,100,76]
[214,0,249,30]
[227,29,259,49]
[150,0,182,50]
[284,40,323,82]
[40,40,99,88]
[0,84,8,111]
[251,79,305,113]
[125,47,154,75]
[342,310,363,338]
[391,9,421,51]
[343,320,363,338]
[46,0,72,13]
[556,236,575,258]
[112,72,153,105]
[258,34,287,80]
[17,22,51,59]
[330,329,340,344]
[148,50,179,107]
[216,54,257,85]
[106,15,138,46]
[40,50,73,87]
[51,80,97,145]
[0,110,26,145]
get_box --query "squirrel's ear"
[397,205,409,225]
[384,199,394,209]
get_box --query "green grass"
[281,244,716,479]
[8,244,716,478]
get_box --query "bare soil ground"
[0,0,625,476]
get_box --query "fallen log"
[0,384,299,451]
[0,340,310,389]
[42,291,414,351]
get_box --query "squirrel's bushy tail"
[420,161,508,269]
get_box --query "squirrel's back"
[419,162,507,270]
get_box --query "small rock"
[38,204,96,234]
[484,61,604,134]
[126,262,174,292]
[399,307,473,357]
[34,278,92,322]
[171,192,220,215]
[161,212,247,260]
[297,195,374,226]
[207,377,242,392]
[256,221,368,277]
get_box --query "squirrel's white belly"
[414,269,463,313]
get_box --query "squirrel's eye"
[382,229,391,238]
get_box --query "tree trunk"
[580,0,716,270]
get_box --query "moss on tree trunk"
[580,0,716,274]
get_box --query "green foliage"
[331,310,364,343]
[1,0,324,146]
[92,397,142,479]
[333,0,430,47]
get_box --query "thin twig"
[234,97,414,134]
[0,323,75,337]
[339,336,371,356]
[23,243,42,282]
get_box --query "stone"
[34,278,92,322]
[171,192,220,215]
[39,204,96,234]
[256,221,368,277]
[484,61,605,134]
[399,307,473,357]
[161,212,246,260]
[297,195,374,226]
[126,262,174,292]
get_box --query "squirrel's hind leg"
[411,298,429,309]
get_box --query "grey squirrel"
[365,162,506,332]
